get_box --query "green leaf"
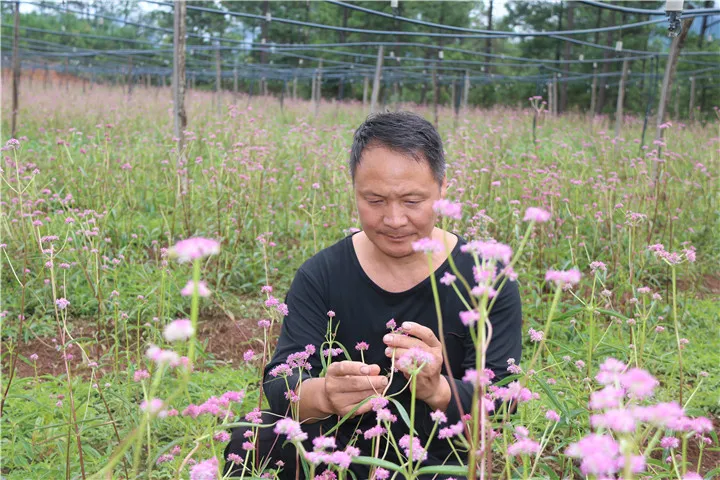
[534,377,570,419]
[387,397,413,431]
[416,464,470,476]
[352,456,402,472]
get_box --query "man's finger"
[401,322,441,348]
[383,333,424,350]
[328,361,380,377]
[330,375,388,393]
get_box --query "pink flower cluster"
[170,237,220,263]
[274,418,308,442]
[163,319,194,342]
[399,434,427,462]
[491,381,535,404]
[189,456,218,480]
[545,268,581,288]
[508,426,540,456]
[181,391,245,419]
[397,347,434,372]
[648,243,696,265]
[461,241,512,265]
[523,207,551,223]
[411,237,444,254]
[433,199,462,220]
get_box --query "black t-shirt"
[262,231,522,472]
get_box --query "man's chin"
[374,233,416,258]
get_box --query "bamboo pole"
[292,75,297,100]
[370,46,384,114]
[590,63,597,116]
[215,44,222,115]
[462,69,470,114]
[363,76,369,107]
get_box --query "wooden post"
[370,46,384,114]
[450,81,456,115]
[553,74,558,116]
[673,83,680,120]
[654,17,694,175]
[362,76,369,107]
[590,63,597,116]
[689,76,696,121]
[215,43,222,115]
[44,61,49,90]
[462,69,470,114]
[172,0,187,153]
[292,75,297,100]
[11,0,20,138]
[614,56,629,143]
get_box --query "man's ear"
[440,175,448,198]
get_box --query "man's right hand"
[322,361,388,417]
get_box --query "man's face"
[354,145,446,259]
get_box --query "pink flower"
[375,468,390,479]
[545,269,581,287]
[55,298,70,310]
[355,342,369,351]
[661,436,680,449]
[461,241,512,264]
[399,435,427,462]
[523,207,551,223]
[440,272,456,285]
[462,368,494,387]
[528,328,543,342]
[133,370,150,382]
[595,357,627,385]
[363,425,386,439]
[170,237,220,263]
[430,410,447,424]
[545,410,560,422]
[214,431,231,442]
[181,280,211,297]
[163,319,195,342]
[683,472,703,480]
[274,418,307,442]
[327,310,336,318]
[508,438,541,456]
[438,421,464,439]
[397,347,434,371]
[565,433,620,476]
[620,368,658,400]
[590,409,636,432]
[189,457,218,480]
[459,310,480,327]
[227,453,243,465]
[30,353,39,362]
[412,237,444,254]
[243,349,254,361]
[589,261,607,273]
[433,199,462,220]
[140,398,167,417]
[145,345,181,367]
[589,386,624,410]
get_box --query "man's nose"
[383,203,408,228]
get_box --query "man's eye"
[405,201,419,206]
[368,200,383,205]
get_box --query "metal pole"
[614,56,629,142]
[688,76,696,121]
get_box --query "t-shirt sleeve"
[437,274,523,426]
[262,264,329,416]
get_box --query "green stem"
[671,266,684,406]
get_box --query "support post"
[233,62,238,101]
[590,63,597,116]
[547,80,554,117]
[614,56,629,146]
[127,56,134,96]
[172,0,188,153]
[432,62,439,128]
[11,0,20,138]
[215,43,222,115]
[462,69,470,114]
[689,76,696,121]
[292,75,297,100]
[370,45,384,114]
[362,76,369,107]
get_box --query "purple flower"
[461,241,512,264]
[163,319,194,342]
[181,280,211,297]
[545,410,560,422]
[661,436,680,449]
[274,418,307,442]
[355,342,369,351]
[430,410,447,424]
[412,237,444,254]
[528,328,543,342]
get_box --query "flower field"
[1,81,719,479]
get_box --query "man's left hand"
[383,321,451,411]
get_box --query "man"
[225,111,522,479]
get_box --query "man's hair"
[349,111,445,185]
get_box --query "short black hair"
[349,111,445,185]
